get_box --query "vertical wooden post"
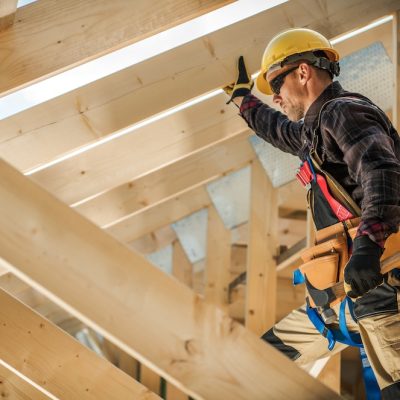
[246,159,278,335]
[141,365,161,395]
[172,239,193,288]
[317,354,341,395]
[393,10,400,131]
[166,383,188,400]
[205,205,231,311]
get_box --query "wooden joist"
[76,130,253,228]
[0,362,51,400]
[107,185,210,244]
[0,0,397,170]
[0,288,160,399]
[0,159,341,399]
[0,0,232,96]
[30,112,248,206]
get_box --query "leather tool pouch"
[300,236,349,307]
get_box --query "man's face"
[266,64,306,122]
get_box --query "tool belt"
[295,156,400,308]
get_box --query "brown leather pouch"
[300,236,349,307]
[300,253,341,307]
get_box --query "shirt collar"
[304,81,344,130]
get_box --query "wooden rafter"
[0,159,340,399]
[0,0,232,96]
[108,185,210,243]
[0,0,17,31]
[0,0,397,170]
[0,362,51,400]
[77,130,253,228]
[0,288,160,399]
[30,113,248,206]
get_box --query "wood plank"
[0,0,397,169]
[0,0,232,96]
[0,288,160,399]
[30,112,247,206]
[393,11,400,130]
[76,130,253,227]
[0,362,51,400]
[0,159,341,399]
[141,366,160,395]
[131,227,177,255]
[166,382,188,400]
[172,240,193,288]
[204,205,231,311]
[107,185,210,244]
[0,0,17,31]
[317,354,341,395]
[0,272,84,335]
[246,159,278,335]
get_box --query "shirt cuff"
[239,93,261,115]
[356,219,396,248]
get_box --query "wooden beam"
[0,288,160,399]
[0,0,232,96]
[30,114,247,206]
[0,362,51,400]
[246,159,278,335]
[0,1,397,169]
[76,130,253,227]
[204,205,231,311]
[141,366,161,396]
[0,159,341,399]
[393,10,400,130]
[0,0,17,31]
[131,226,177,255]
[107,185,210,243]
[317,354,341,395]
[172,240,193,288]
[0,272,84,335]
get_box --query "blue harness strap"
[305,296,381,399]
[360,346,381,400]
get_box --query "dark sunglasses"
[269,66,299,95]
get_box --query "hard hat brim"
[256,72,273,95]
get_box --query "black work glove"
[344,235,384,298]
[223,56,254,105]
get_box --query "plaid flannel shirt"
[240,82,400,248]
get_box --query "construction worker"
[224,28,400,399]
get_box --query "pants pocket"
[375,313,400,381]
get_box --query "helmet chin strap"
[273,51,340,78]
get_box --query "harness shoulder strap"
[310,97,362,217]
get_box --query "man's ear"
[298,63,311,86]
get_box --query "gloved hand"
[223,56,254,105]
[344,235,384,298]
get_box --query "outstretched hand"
[223,56,254,105]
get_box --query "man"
[224,28,400,398]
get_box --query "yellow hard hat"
[256,28,340,95]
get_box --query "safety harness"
[293,97,381,398]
